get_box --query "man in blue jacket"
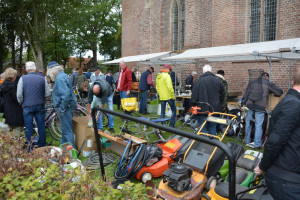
[138,67,154,114]
[255,71,300,200]
[47,61,77,148]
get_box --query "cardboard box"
[72,116,97,157]
[267,94,283,111]
[98,131,147,155]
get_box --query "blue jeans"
[160,99,176,127]
[139,90,148,113]
[56,104,77,148]
[266,172,300,200]
[245,109,265,147]
[196,115,217,135]
[23,105,46,148]
[91,94,114,130]
[120,91,129,99]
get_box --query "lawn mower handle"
[92,108,237,200]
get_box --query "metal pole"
[266,57,272,134]
[92,107,237,200]
[91,108,106,181]
[289,60,293,88]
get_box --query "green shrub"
[0,133,149,200]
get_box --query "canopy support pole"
[266,57,272,135]
[289,60,293,88]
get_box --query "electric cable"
[83,153,119,170]
[113,141,162,179]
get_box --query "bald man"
[87,78,115,133]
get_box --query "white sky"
[83,50,104,60]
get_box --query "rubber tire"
[205,176,217,191]
[141,172,152,183]
[201,194,211,200]
[102,113,109,127]
[48,108,87,141]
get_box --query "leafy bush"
[0,133,149,199]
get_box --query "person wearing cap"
[85,69,92,81]
[156,65,176,127]
[242,71,283,149]
[17,61,51,150]
[138,66,154,114]
[90,66,105,84]
[105,71,113,87]
[191,65,225,135]
[87,78,115,133]
[116,60,132,98]
[46,61,77,148]
[164,64,179,88]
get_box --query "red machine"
[136,138,185,183]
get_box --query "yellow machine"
[155,112,237,200]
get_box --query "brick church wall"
[122,0,300,94]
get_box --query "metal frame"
[92,107,237,200]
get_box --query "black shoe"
[142,112,150,115]
[110,128,115,133]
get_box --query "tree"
[67,0,121,67]
[99,11,122,60]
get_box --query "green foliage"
[0,133,150,200]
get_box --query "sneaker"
[246,142,255,148]
[110,128,115,133]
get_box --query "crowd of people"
[0,59,300,198]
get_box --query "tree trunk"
[19,34,23,73]
[11,34,16,68]
[92,43,97,67]
[35,47,44,70]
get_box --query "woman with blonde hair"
[0,68,24,134]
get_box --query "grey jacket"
[88,79,113,105]
[242,77,283,111]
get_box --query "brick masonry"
[122,0,300,94]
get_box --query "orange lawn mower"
[150,111,237,200]
[135,135,192,183]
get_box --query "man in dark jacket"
[191,65,224,135]
[164,64,179,88]
[132,67,137,82]
[185,71,197,89]
[254,71,300,200]
[242,72,283,148]
[138,67,154,114]
[87,78,114,133]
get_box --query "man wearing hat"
[90,66,105,84]
[138,66,154,114]
[47,61,77,148]
[242,71,283,148]
[17,61,51,150]
[105,71,114,87]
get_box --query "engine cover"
[162,163,193,192]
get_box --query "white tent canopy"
[103,51,171,65]
[163,38,300,62]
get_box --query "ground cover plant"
[0,133,149,199]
